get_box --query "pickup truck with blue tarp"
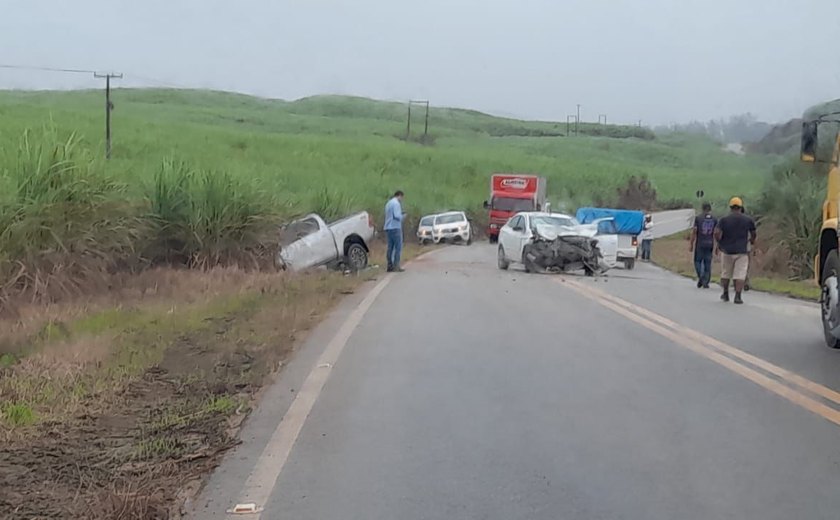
[575,207,646,270]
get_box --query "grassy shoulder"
[0,241,418,518]
[651,234,820,301]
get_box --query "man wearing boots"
[714,197,756,304]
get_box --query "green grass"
[0,88,774,303]
[653,234,820,301]
[2,401,35,427]
[0,89,771,219]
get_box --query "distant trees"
[654,113,772,144]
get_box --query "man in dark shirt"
[714,197,756,304]
[689,202,716,289]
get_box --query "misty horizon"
[2,0,838,126]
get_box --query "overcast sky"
[1,0,838,125]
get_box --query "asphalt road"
[190,244,840,520]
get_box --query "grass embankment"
[0,242,421,518]
[653,234,820,300]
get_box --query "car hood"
[533,223,595,240]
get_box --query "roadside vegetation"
[0,88,781,517]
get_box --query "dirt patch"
[0,265,362,519]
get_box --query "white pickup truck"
[276,212,375,272]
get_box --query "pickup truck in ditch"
[276,212,375,272]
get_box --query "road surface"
[189,244,840,520]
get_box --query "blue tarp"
[575,207,646,235]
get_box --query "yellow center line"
[557,277,840,427]
[568,279,840,406]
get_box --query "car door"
[513,215,532,261]
[279,216,337,270]
[595,219,619,268]
[499,215,521,261]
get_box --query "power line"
[0,63,96,74]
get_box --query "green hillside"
[0,89,772,219]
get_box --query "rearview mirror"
[483,200,489,209]
[801,121,818,163]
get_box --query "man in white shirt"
[640,214,654,261]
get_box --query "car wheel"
[623,258,635,270]
[489,235,498,244]
[497,245,510,270]
[821,250,840,348]
[346,243,368,272]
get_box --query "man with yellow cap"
[714,197,756,304]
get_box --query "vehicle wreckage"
[521,222,607,275]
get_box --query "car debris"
[497,212,617,274]
[522,230,604,275]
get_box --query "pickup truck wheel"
[623,258,635,270]
[346,243,368,272]
[821,250,840,349]
[497,246,510,270]
[489,235,498,244]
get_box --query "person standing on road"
[640,214,654,262]
[384,190,405,272]
[741,204,752,291]
[714,197,756,304]
[690,202,716,289]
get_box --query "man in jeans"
[640,214,654,261]
[689,202,716,289]
[714,197,756,304]
[384,190,405,272]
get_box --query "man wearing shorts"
[714,197,756,304]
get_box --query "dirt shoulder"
[0,243,423,519]
[650,233,819,300]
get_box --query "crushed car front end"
[522,224,606,274]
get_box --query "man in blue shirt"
[384,190,405,272]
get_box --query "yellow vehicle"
[801,113,840,347]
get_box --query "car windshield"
[492,197,534,212]
[530,215,577,228]
[435,213,465,225]
[419,216,435,226]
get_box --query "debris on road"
[523,233,605,275]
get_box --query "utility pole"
[406,100,430,142]
[406,102,412,140]
[576,104,581,135]
[423,101,429,137]
[598,114,607,125]
[93,71,122,159]
[566,115,578,136]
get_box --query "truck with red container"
[483,174,547,243]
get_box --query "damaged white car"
[496,212,618,275]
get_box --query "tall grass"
[757,160,824,279]
[0,127,142,306]
[146,160,280,269]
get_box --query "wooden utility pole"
[94,72,122,159]
[566,115,578,136]
[576,104,581,135]
[406,100,430,141]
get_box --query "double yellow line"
[559,277,840,427]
